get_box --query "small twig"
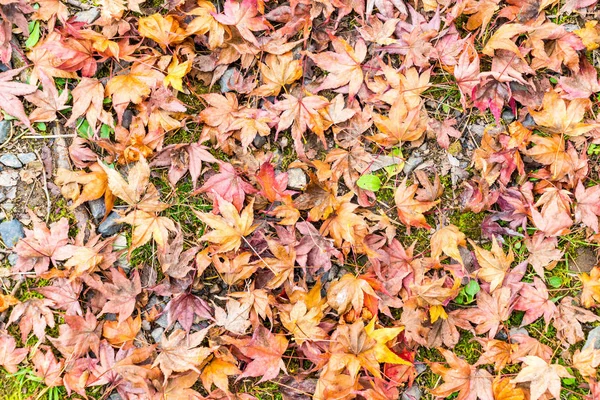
[64,0,92,9]
[21,134,77,139]
[35,150,52,223]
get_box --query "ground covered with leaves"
[1,0,600,399]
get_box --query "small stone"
[141,320,151,331]
[0,120,10,144]
[403,155,423,175]
[8,253,18,266]
[88,197,107,221]
[0,211,5,221]
[17,152,36,165]
[0,219,24,248]
[122,109,134,130]
[0,192,5,203]
[219,68,235,93]
[508,327,528,337]
[108,393,123,400]
[583,326,600,350]
[2,203,14,212]
[253,135,267,148]
[155,312,169,328]
[74,7,100,24]
[151,327,165,343]
[494,330,508,341]
[502,109,515,123]
[0,154,22,168]
[287,168,307,190]
[97,211,123,237]
[522,113,535,128]
[401,385,422,400]
[5,186,16,199]
[564,24,579,32]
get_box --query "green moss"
[452,330,482,364]
[449,211,485,240]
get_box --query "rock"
[0,154,22,168]
[509,327,528,337]
[108,393,123,400]
[253,135,267,148]
[494,330,508,341]
[8,253,18,266]
[97,212,123,237]
[583,326,600,350]
[73,7,100,24]
[287,168,307,190]
[155,312,169,328]
[522,113,535,128]
[122,109,134,130]
[0,120,10,144]
[88,197,106,221]
[0,63,10,73]
[402,385,422,400]
[502,109,515,123]
[151,327,165,344]
[2,203,14,212]
[403,155,423,175]
[17,152,36,165]
[0,219,24,248]
[4,186,16,199]
[0,211,5,221]
[0,192,5,203]
[564,24,579,32]
[569,247,597,273]
[219,68,235,93]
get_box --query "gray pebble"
[0,211,5,221]
[502,109,515,124]
[583,326,600,350]
[219,68,235,93]
[403,156,423,175]
[401,385,422,400]
[108,393,123,400]
[155,312,169,328]
[8,253,18,266]
[122,109,134,130]
[97,212,123,237]
[0,154,22,169]
[287,168,307,190]
[88,197,106,221]
[2,202,14,212]
[253,135,267,148]
[151,327,165,343]
[73,7,100,24]
[17,152,36,165]
[0,192,5,203]
[0,219,24,248]
[522,113,535,128]
[0,120,10,144]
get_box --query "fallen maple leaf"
[13,215,74,276]
[580,266,600,308]
[0,67,37,131]
[252,52,302,96]
[470,237,513,292]
[194,196,257,253]
[430,348,493,400]
[234,325,288,383]
[195,162,256,212]
[511,356,572,400]
[308,35,366,99]
[65,78,105,129]
[201,357,241,393]
[0,333,28,373]
[152,328,213,378]
[119,210,177,253]
[514,277,557,326]
[528,90,597,137]
[394,177,438,230]
[212,0,270,46]
[138,13,187,50]
[99,157,168,213]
